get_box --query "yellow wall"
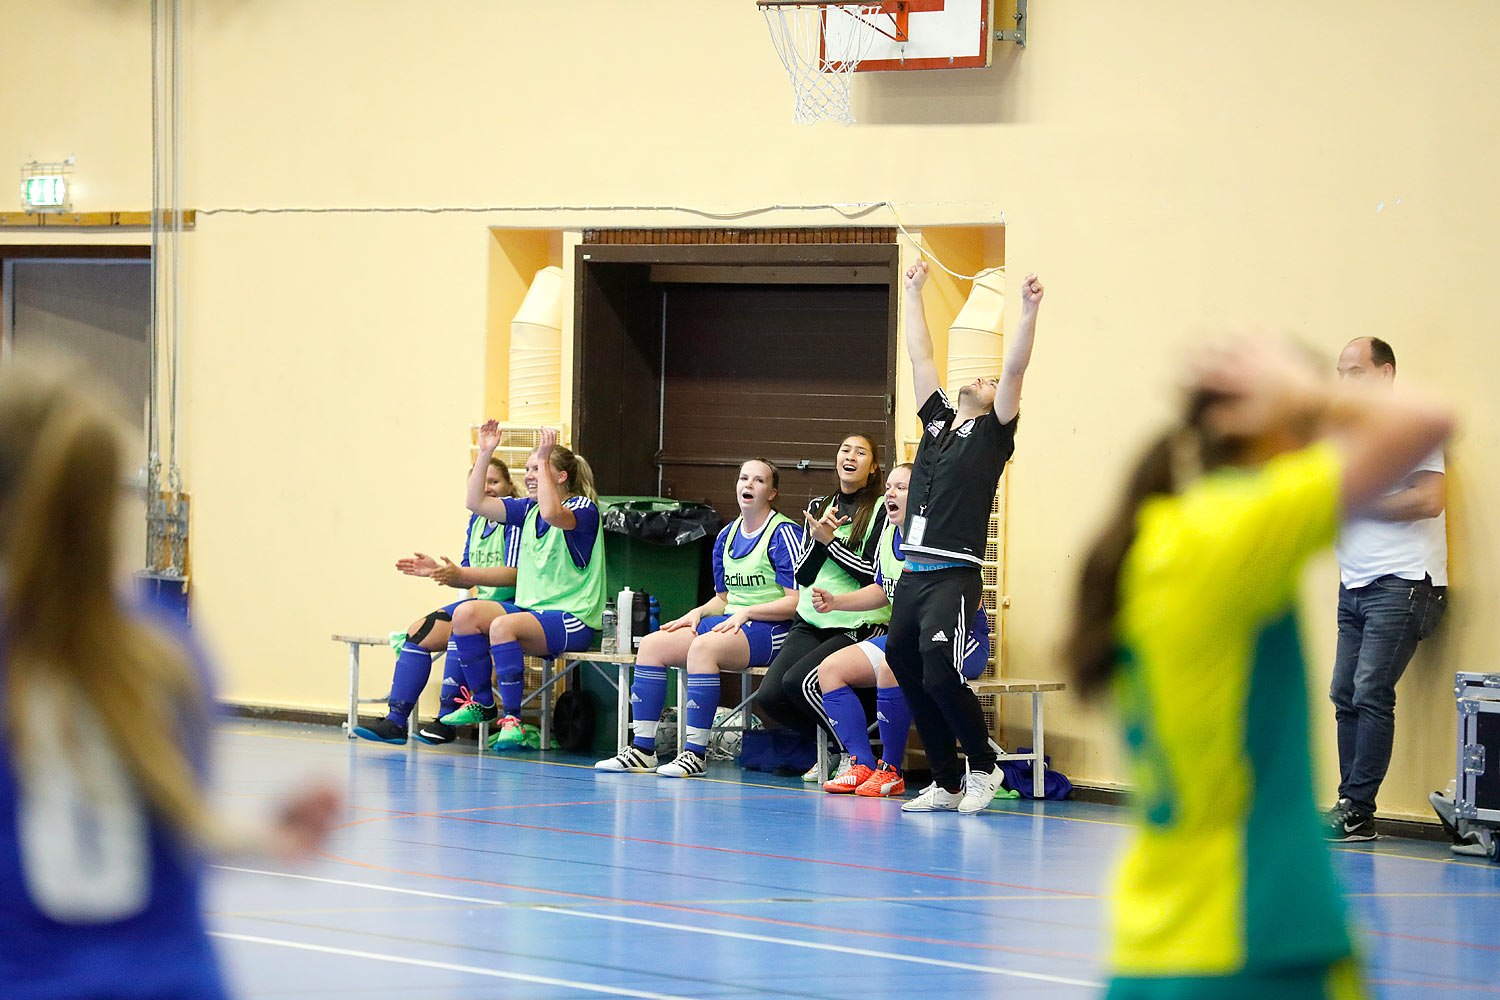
[5,1,1499,821]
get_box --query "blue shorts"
[696,615,791,667]
[439,598,520,617]
[511,606,595,657]
[859,625,989,679]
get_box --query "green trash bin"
[581,496,720,753]
[596,496,718,624]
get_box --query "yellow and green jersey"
[1110,442,1352,979]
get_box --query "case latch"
[1462,742,1487,775]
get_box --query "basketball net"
[759,3,888,125]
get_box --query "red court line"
[317,850,1096,963]
[430,812,1095,898]
[1368,980,1500,995]
[1361,928,1500,954]
[332,796,753,831]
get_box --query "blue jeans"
[1330,574,1446,812]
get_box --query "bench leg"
[345,643,361,738]
[676,667,688,759]
[478,719,489,754]
[540,658,554,749]
[617,661,631,750]
[816,726,830,784]
[1032,691,1046,795]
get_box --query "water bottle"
[648,596,660,635]
[600,607,618,654]
[617,587,635,654]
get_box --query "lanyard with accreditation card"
[908,406,964,548]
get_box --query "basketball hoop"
[757,2,904,125]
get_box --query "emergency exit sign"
[21,174,67,210]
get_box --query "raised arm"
[994,272,1044,423]
[532,426,578,530]
[904,261,941,403]
[466,420,512,521]
[1193,338,1454,516]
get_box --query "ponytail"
[0,362,208,845]
[1064,393,1247,698]
[549,445,598,503]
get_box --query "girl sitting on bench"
[596,459,801,778]
[352,456,521,745]
[441,423,607,751]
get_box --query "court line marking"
[212,865,1089,910]
[370,810,1097,898]
[219,862,1098,962]
[1367,979,1500,994]
[220,724,1133,825]
[535,906,1102,988]
[209,932,695,999]
[228,725,1495,861]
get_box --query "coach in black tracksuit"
[889,261,1045,816]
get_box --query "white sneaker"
[657,749,707,778]
[803,753,850,783]
[901,782,963,812]
[958,765,1005,814]
[595,745,657,772]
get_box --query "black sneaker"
[1323,798,1376,842]
[352,716,408,745]
[414,720,456,745]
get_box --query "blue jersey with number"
[0,607,228,1000]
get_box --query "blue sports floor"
[208,721,1500,998]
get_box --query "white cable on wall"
[196,199,1007,282]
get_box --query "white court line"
[537,907,1101,989]
[210,932,695,1000]
[214,865,1102,989]
[213,865,511,908]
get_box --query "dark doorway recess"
[573,242,899,524]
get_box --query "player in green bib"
[353,456,522,746]
[1066,336,1453,999]
[441,423,607,751]
[751,433,889,783]
[596,459,802,778]
[811,463,992,796]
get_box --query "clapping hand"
[396,552,440,578]
[805,507,848,546]
[430,556,464,587]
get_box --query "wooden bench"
[971,677,1066,795]
[333,632,491,748]
[813,676,1066,792]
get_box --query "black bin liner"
[603,500,721,547]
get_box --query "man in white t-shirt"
[1324,337,1448,842]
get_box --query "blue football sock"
[386,643,432,725]
[629,665,668,751]
[876,686,911,771]
[491,641,524,716]
[438,639,461,714]
[451,632,495,707]
[822,686,873,766]
[683,673,720,755]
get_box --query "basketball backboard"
[824,0,996,72]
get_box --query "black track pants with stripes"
[752,617,882,739]
[885,567,995,791]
